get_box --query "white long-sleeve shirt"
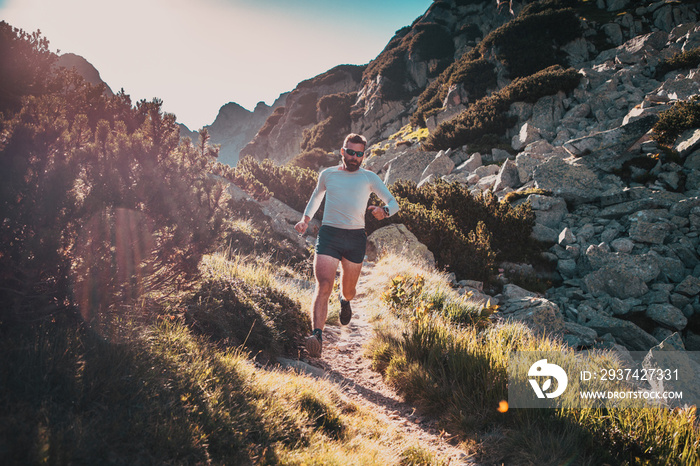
[303,166,400,229]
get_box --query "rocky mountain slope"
[55,52,114,96]
[231,0,700,355]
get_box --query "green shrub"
[0,25,229,322]
[411,57,497,127]
[408,23,455,62]
[656,47,700,78]
[397,199,496,282]
[503,187,553,203]
[423,66,580,151]
[288,147,336,171]
[300,92,356,152]
[456,23,482,42]
[519,0,581,16]
[652,96,700,146]
[183,276,308,359]
[394,179,538,263]
[367,179,542,283]
[290,92,318,126]
[223,199,311,267]
[233,156,318,213]
[479,8,581,79]
[501,65,582,103]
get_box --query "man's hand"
[295,219,309,235]
[368,205,387,220]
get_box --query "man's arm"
[369,172,400,217]
[296,170,327,234]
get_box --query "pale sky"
[1,0,433,130]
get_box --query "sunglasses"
[343,147,365,158]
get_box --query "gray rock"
[563,321,598,347]
[584,268,649,299]
[531,224,559,243]
[474,164,500,178]
[685,331,700,351]
[493,159,520,192]
[366,224,435,267]
[557,259,578,278]
[606,0,630,12]
[602,23,624,46]
[610,237,635,253]
[563,114,658,157]
[502,297,565,336]
[628,221,671,244]
[531,94,564,135]
[533,158,603,204]
[657,78,700,101]
[686,151,700,170]
[417,174,437,188]
[586,248,662,283]
[584,314,659,351]
[670,243,699,269]
[276,357,326,378]
[670,197,700,217]
[455,152,482,173]
[384,150,437,185]
[674,128,700,157]
[420,150,455,182]
[491,149,511,164]
[652,327,676,345]
[646,303,688,331]
[657,255,687,283]
[559,227,576,246]
[529,195,568,230]
[675,275,700,297]
[502,283,538,301]
[512,123,543,151]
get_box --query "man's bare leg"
[339,257,363,301]
[338,257,363,325]
[311,254,340,330]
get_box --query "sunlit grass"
[0,299,450,465]
[389,124,430,143]
[363,254,700,465]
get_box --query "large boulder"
[533,157,603,204]
[420,150,455,184]
[583,314,659,351]
[645,304,688,331]
[384,150,438,185]
[501,297,565,336]
[366,224,435,267]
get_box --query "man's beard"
[343,156,361,172]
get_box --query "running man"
[294,133,400,358]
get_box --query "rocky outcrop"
[206,98,286,166]
[366,224,435,267]
[55,53,114,96]
[241,65,364,165]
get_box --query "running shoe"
[339,295,352,325]
[305,333,322,358]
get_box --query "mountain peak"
[55,53,114,96]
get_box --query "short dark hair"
[343,133,367,148]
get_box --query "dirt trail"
[304,268,476,465]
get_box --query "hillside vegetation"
[0,22,456,464]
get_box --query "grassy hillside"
[363,254,700,465]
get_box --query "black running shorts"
[315,225,367,264]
